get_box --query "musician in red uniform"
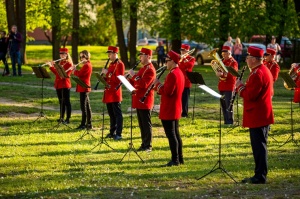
[154,50,185,166]
[290,63,300,103]
[178,44,195,117]
[102,46,125,140]
[214,45,238,124]
[128,48,156,152]
[73,50,93,130]
[236,46,274,184]
[48,47,73,124]
[263,48,280,83]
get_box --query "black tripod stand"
[120,94,144,163]
[197,105,237,183]
[92,94,114,151]
[32,66,51,123]
[186,72,205,122]
[279,98,298,147]
[279,73,298,147]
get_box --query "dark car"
[240,43,266,62]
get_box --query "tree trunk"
[5,0,16,31]
[294,0,300,30]
[169,0,181,53]
[51,0,61,60]
[16,0,26,64]
[72,0,79,64]
[111,0,129,68]
[219,0,230,51]
[129,1,137,67]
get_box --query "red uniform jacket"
[178,55,195,88]
[237,64,274,128]
[130,63,156,109]
[49,60,72,89]
[102,59,125,103]
[73,61,92,92]
[293,65,300,103]
[263,60,280,82]
[156,67,185,120]
[218,57,238,91]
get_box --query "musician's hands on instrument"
[128,69,135,77]
[291,63,298,69]
[101,68,108,75]
[235,79,243,88]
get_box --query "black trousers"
[157,55,165,67]
[0,52,9,74]
[106,102,123,136]
[56,88,71,120]
[161,120,183,163]
[249,126,269,182]
[79,92,92,126]
[220,91,233,124]
[181,87,190,117]
[137,109,152,148]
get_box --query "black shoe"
[162,161,179,167]
[137,146,145,151]
[105,133,114,138]
[114,135,122,140]
[76,125,85,130]
[179,159,184,165]
[86,124,93,130]
[63,119,70,124]
[57,118,64,122]
[241,177,266,184]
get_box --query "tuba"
[209,48,228,74]
[284,63,299,90]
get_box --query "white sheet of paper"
[199,85,222,99]
[117,75,135,92]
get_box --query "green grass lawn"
[0,46,300,198]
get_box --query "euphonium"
[209,48,228,74]
[284,63,299,90]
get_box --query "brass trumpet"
[209,48,228,74]
[284,63,299,90]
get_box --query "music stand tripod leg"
[92,103,114,151]
[120,96,144,163]
[197,106,237,183]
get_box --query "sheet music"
[117,75,135,92]
[199,85,222,99]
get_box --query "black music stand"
[91,79,114,151]
[117,75,144,163]
[197,85,237,183]
[94,72,109,88]
[186,72,205,122]
[279,73,298,147]
[32,66,51,123]
[72,76,97,141]
[51,64,72,130]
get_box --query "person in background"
[48,47,73,124]
[233,37,243,69]
[236,46,274,184]
[128,48,156,152]
[178,44,195,118]
[263,48,280,83]
[102,46,125,140]
[8,25,22,76]
[156,41,165,67]
[223,36,234,53]
[73,50,93,130]
[213,45,238,125]
[154,50,185,166]
[267,36,281,62]
[0,31,9,76]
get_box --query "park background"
[1,0,300,198]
